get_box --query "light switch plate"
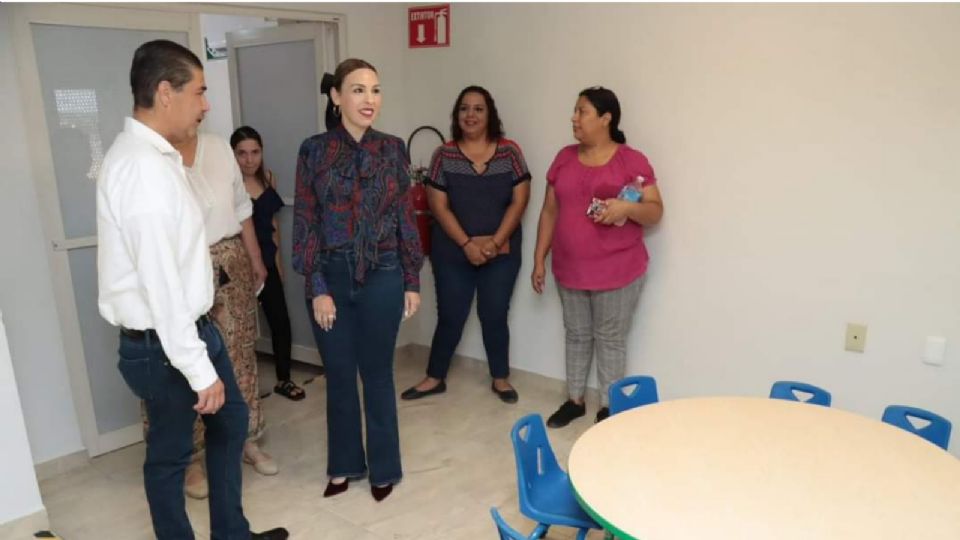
[845,323,867,353]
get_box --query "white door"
[12,4,201,456]
[227,23,341,366]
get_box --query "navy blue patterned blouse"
[292,125,423,298]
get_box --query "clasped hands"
[463,237,500,266]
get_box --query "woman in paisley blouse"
[293,58,423,502]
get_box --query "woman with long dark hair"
[401,85,531,403]
[532,86,664,428]
[293,58,423,501]
[230,126,305,401]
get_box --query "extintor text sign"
[408,4,450,48]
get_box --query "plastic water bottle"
[613,177,644,226]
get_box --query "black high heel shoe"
[323,478,349,498]
[371,483,393,502]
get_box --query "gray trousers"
[557,275,645,407]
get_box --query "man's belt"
[120,314,212,341]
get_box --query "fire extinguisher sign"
[408,4,450,48]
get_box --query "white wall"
[0,309,46,526]
[0,6,85,465]
[399,3,960,440]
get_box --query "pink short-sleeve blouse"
[545,144,657,291]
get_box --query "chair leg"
[528,523,549,539]
[575,528,590,540]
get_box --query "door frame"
[10,2,345,457]
[226,22,341,368]
[226,23,336,137]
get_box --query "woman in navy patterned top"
[293,58,423,502]
[400,86,531,404]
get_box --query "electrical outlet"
[845,323,867,353]
[923,336,946,366]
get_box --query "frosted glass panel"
[68,248,141,434]
[32,23,188,436]
[234,39,319,201]
[32,24,188,239]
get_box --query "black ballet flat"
[323,479,348,498]
[371,483,393,502]
[400,380,446,400]
[491,382,519,404]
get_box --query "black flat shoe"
[371,483,393,502]
[491,382,518,404]
[323,479,348,498]
[400,380,446,400]
[547,400,586,428]
[595,407,610,423]
[251,528,289,540]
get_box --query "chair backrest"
[608,375,659,415]
[510,414,562,512]
[882,405,952,450]
[769,380,832,406]
[490,508,528,540]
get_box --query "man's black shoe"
[546,400,586,428]
[595,407,610,423]
[251,528,289,540]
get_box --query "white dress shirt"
[97,117,217,392]
[184,133,252,245]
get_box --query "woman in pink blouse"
[531,86,664,428]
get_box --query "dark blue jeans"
[117,320,250,540]
[307,251,404,485]
[427,252,522,380]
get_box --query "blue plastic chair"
[769,380,832,406]
[511,414,601,540]
[608,375,659,415]
[490,508,530,540]
[882,405,952,450]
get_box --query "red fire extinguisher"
[406,126,445,256]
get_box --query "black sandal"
[274,380,306,401]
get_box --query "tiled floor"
[40,346,607,539]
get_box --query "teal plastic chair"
[511,414,601,540]
[490,508,530,540]
[882,405,952,450]
[769,380,831,406]
[608,375,659,415]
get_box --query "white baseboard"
[0,508,49,539]
[34,450,89,482]
[392,343,599,401]
[95,423,143,457]
[255,337,323,367]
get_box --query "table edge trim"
[572,480,640,540]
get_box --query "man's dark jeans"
[117,319,250,540]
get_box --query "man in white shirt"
[96,39,288,540]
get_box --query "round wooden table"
[568,396,960,540]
